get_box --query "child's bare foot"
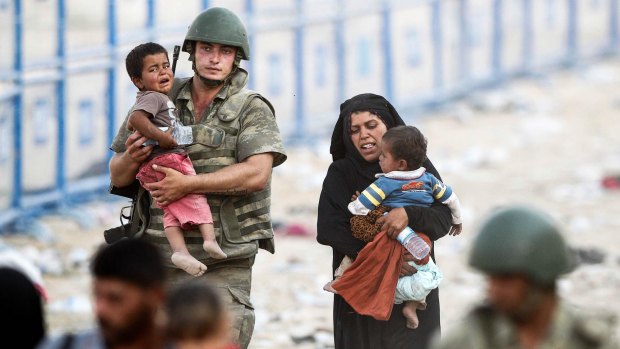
[323,280,339,294]
[171,252,207,277]
[203,240,227,259]
[402,302,420,329]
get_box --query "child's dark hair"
[125,42,169,79]
[166,279,225,340]
[91,239,166,289]
[382,125,427,170]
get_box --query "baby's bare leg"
[199,223,227,259]
[166,227,207,277]
[323,256,354,293]
[402,301,423,329]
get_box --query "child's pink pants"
[136,153,213,230]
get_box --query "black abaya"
[317,94,452,349]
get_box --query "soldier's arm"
[109,131,152,187]
[146,152,274,206]
[188,152,274,195]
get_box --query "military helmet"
[469,205,571,285]
[183,7,250,60]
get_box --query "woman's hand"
[124,131,153,164]
[400,252,418,277]
[144,165,189,206]
[376,207,409,239]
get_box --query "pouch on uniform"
[104,180,150,244]
[191,124,224,147]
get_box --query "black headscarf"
[330,93,405,161]
[329,93,406,188]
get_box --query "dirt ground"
[2,58,620,348]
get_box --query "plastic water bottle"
[396,227,430,260]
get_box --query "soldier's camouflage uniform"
[431,301,618,349]
[110,67,286,349]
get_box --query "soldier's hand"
[145,164,188,206]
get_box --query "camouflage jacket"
[110,68,286,266]
[431,301,618,349]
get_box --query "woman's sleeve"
[404,158,452,241]
[317,163,366,257]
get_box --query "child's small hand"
[158,127,178,149]
[351,191,361,202]
[449,223,462,236]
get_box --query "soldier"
[431,205,618,349]
[108,7,286,349]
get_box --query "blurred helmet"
[469,205,571,286]
[183,7,250,61]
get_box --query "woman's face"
[350,111,388,162]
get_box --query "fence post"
[381,0,394,101]
[293,0,305,141]
[147,0,155,41]
[491,0,503,77]
[106,0,117,164]
[458,0,470,82]
[12,0,23,209]
[522,0,532,69]
[431,0,444,92]
[245,0,254,90]
[335,0,346,104]
[611,0,619,49]
[56,0,67,200]
[567,0,578,62]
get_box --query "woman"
[317,93,452,349]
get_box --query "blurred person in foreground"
[37,239,170,349]
[166,279,239,349]
[0,267,46,349]
[109,7,286,348]
[430,205,618,349]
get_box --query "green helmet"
[469,205,571,285]
[183,7,250,60]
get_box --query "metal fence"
[0,0,618,236]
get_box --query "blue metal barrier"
[0,0,618,237]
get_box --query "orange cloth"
[332,230,404,321]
